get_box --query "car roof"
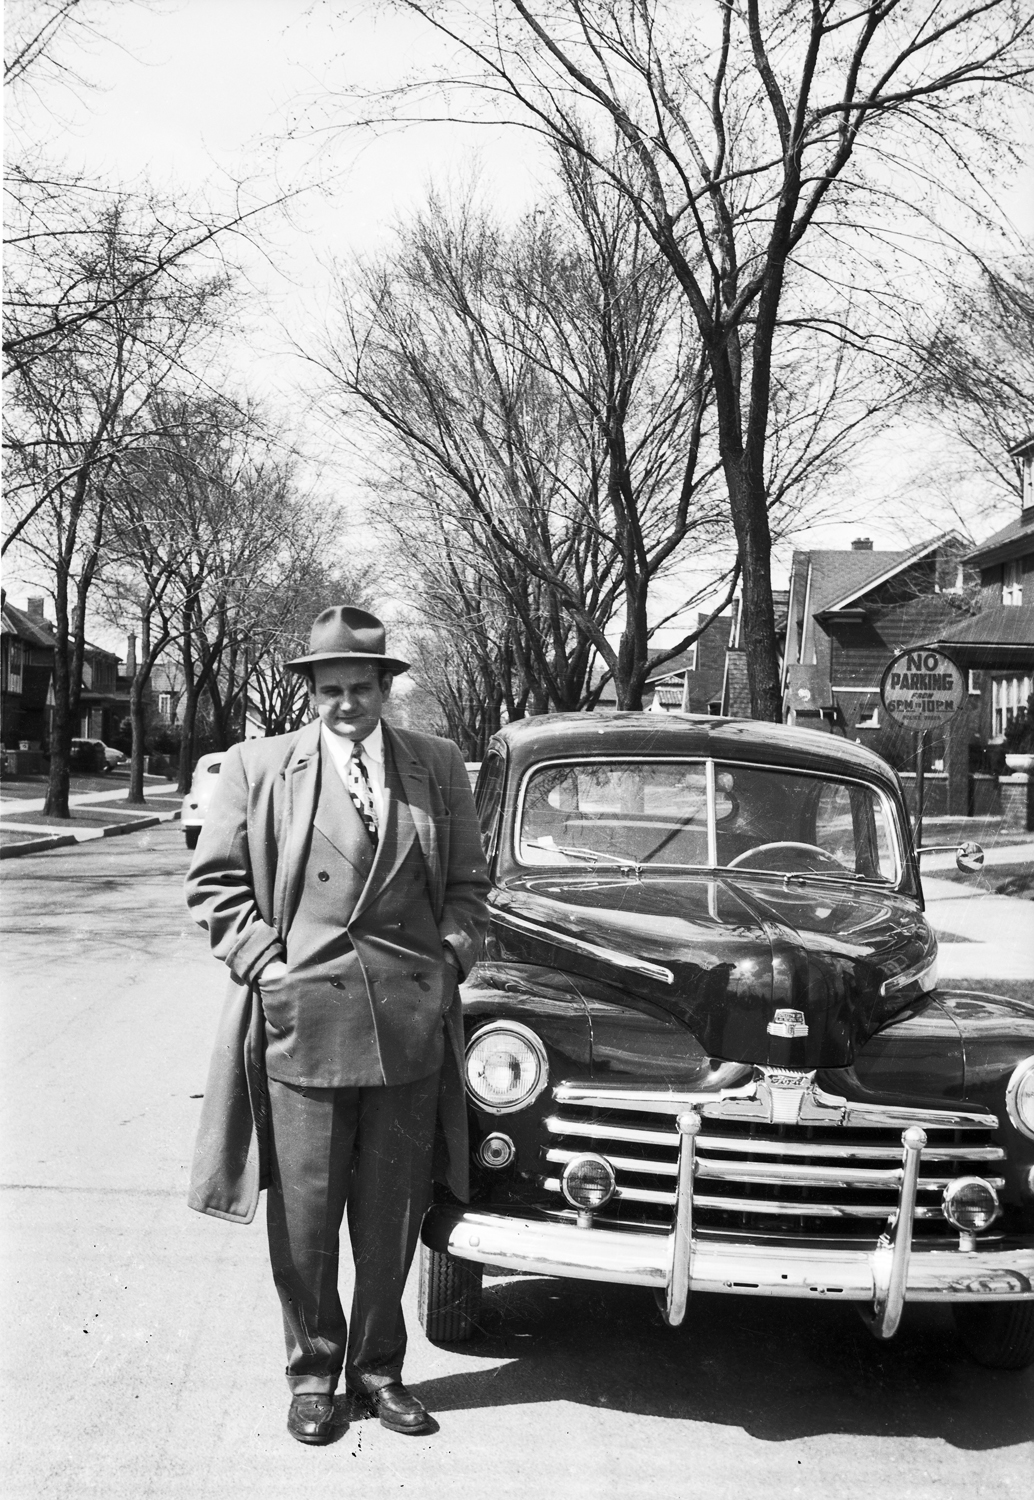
[488,712,902,792]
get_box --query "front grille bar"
[544,1114,1005,1164]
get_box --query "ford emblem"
[768,1009,809,1038]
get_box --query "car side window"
[473,750,505,854]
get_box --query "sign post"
[880,648,966,847]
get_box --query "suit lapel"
[273,717,322,936]
[352,732,420,922]
[314,749,375,876]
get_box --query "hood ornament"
[767,1008,809,1038]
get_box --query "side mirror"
[916,840,985,872]
[956,841,984,873]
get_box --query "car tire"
[417,1242,482,1342]
[184,827,200,849]
[953,1301,1034,1369]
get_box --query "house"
[780,534,980,814]
[928,434,1034,744]
[0,594,129,761]
[645,594,790,717]
[1,595,58,760]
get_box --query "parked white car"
[181,752,225,849]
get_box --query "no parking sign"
[880,648,966,732]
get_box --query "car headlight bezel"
[465,1020,549,1115]
[1005,1056,1034,1141]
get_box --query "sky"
[6,0,1034,650]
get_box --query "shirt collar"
[320,718,384,765]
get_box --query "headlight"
[942,1176,1000,1233]
[880,950,938,998]
[1006,1056,1034,1141]
[465,1022,548,1114]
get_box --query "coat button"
[317,870,330,882]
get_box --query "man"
[185,606,490,1446]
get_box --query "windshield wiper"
[552,843,641,874]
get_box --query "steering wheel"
[726,841,845,873]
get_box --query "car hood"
[490,871,935,1069]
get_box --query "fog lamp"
[465,1022,548,1114]
[1006,1056,1034,1141]
[478,1133,516,1170]
[561,1154,616,1212]
[942,1176,1000,1233]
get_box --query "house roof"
[0,600,120,661]
[933,605,1034,649]
[962,510,1034,568]
[818,533,960,614]
[2,599,58,651]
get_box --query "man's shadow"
[405,1271,1033,1450]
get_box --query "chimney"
[26,596,46,621]
[851,538,873,551]
[126,632,137,676]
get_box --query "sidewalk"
[923,842,1034,984]
[0,778,182,858]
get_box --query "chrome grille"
[541,1089,1004,1240]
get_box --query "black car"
[418,713,1034,1368]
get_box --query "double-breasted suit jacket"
[184,717,490,1223]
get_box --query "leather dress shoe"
[351,1381,434,1435]
[287,1392,336,1445]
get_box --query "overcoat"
[184,717,490,1224]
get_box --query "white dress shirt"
[320,720,388,828]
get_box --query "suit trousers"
[265,1070,440,1394]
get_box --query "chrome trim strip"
[552,1081,998,1131]
[694,1161,1005,1192]
[544,1115,679,1148]
[544,1114,1004,1162]
[497,911,675,985]
[423,1206,1034,1302]
[546,1148,677,1177]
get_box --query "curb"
[0,810,180,860]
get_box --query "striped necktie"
[346,740,378,847]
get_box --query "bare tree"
[348,0,1034,718]
[916,251,1034,502]
[314,178,737,713]
[3,205,228,816]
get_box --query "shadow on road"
[410,1273,1033,1450]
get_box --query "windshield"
[517,759,901,883]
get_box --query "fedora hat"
[286,606,410,675]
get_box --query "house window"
[3,640,24,694]
[158,693,172,718]
[992,675,1033,736]
[1002,559,1023,606]
[856,703,880,728]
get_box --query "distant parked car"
[69,738,124,773]
[181,753,225,848]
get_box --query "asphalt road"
[1,826,1031,1499]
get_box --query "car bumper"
[422,1206,1034,1314]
